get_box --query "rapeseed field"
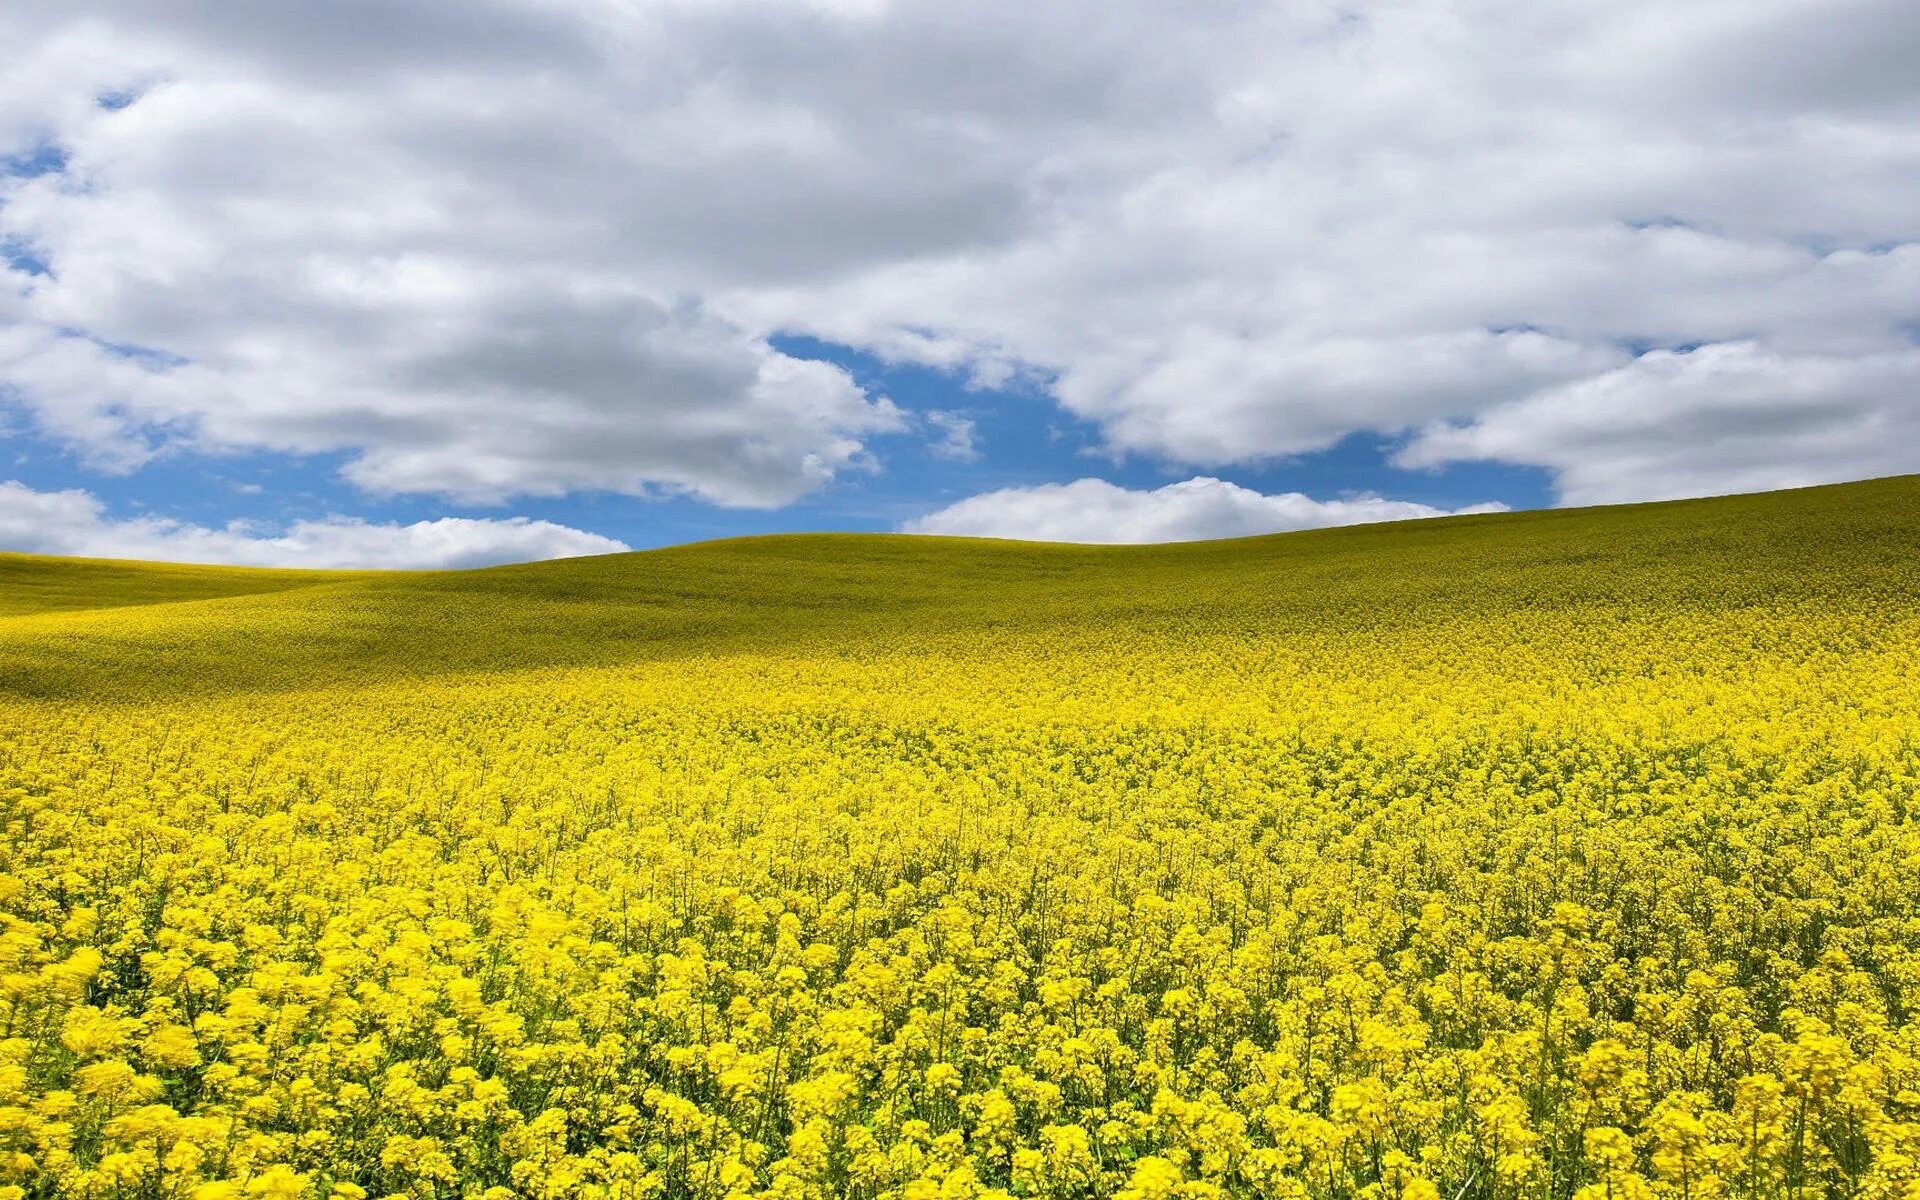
[4,476,1920,1200]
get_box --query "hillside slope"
[4,477,1920,1200]
[0,552,368,619]
[4,474,1919,700]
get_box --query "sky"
[1,0,1916,567]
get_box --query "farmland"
[3,477,1920,1200]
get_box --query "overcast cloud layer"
[3,0,1917,557]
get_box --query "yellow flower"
[6,480,1920,1200]
[246,1167,310,1200]
[141,1024,203,1070]
[1118,1156,1185,1200]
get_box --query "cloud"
[922,410,979,462]
[1,0,1916,508]
[718,2,1920,490]
[1396,342,1920,506]
[0,480,627,568]
[903,477,1505,544]
[0,275,902,509]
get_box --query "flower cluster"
[3,499,1920,1200]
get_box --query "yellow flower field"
[4,477,1920,1200]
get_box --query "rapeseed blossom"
[4,478,1920,1198]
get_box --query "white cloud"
[0,0,1916,507]
[903,477,1505,544]
[1397,342,1920,506]
[718,1,1920,491]
[922,410,978,462]
[0,480,628,568]
[0,274,902,509]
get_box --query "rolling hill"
[2,476,1919,1200]
[4,473,1918,701]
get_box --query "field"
[4,476,1920,1200]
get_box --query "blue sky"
[3,335,1553,552]
[1,1,1915,566]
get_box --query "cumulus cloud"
[1,0,1916,507]
[922,410,979,463]
[0,269,902,508]
[903,477,1506,544]
[1398,342,1920,506]
[0,480,627,568]
[717,1,1920,493]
